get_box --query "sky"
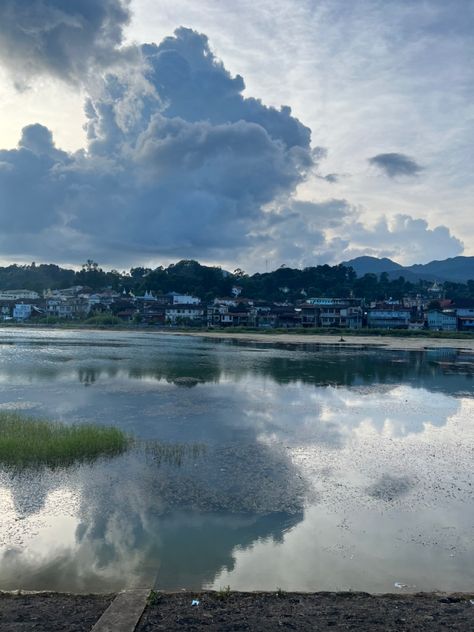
[0,0,472,272]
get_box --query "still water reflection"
[0,329,473,592]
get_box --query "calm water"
[0,329,473,593]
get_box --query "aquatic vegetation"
[0,412,129,468]
[0,411,207,470]
[143,440,206,467]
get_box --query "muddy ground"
[0,592,113,631]
[1,591,474,631]
[176,330,474,352]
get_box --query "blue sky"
[0,0,472,271]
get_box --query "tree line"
[1,259,473,302]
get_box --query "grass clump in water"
[144,441,207,467]
[0,412,129,468]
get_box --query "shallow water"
[0,329,472,592]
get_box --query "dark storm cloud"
[0,0,132,85]
[368,152,423,178]
[0,28,314,262]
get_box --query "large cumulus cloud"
[0,28,314,262]
[243,200,463,269]
[0,0,132,86]
[0,20,465,268]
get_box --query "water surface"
[0,329,472,592]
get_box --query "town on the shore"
[1,281,473,332]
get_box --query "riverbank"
[173,329,474,352]
[1,591,473,631]
[2,323,474,352]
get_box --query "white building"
[0,289,40,300]
[45,297,88,319]
[44,286,84,298]
[167,292,200,305]
[165,305,204,324]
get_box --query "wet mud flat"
[0,592,113,631]
[138,592,474,631]
[2,592,474,631]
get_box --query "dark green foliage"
[137,259,233,299]
[147,591,162,606]
[0,263,75,292]
[84,313,122,326]
[0,259,473,302]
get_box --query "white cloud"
[0,1,471,268]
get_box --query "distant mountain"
[406,257,474,283]
[343,256,474,283]
[341,256,404,276]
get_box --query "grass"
[215,586,232,601]
[0,412,130,468]
[0,412,207,470]
[147,590,162,606]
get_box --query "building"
[427,281,444,300]
[207,302,256,327]
[45,297,89,319]
[134,290,157,303]
[0,289,40,300]
[270,305,300,328]
[367,307,411,329]
[427,310,458,331]
[165,304,204,325]
[0,301,14,320]
[140,304,166,325]
[44,286,85,299]
[207,303,234,327]
[458,317,474,332]
[300,303,319,327]
[85,290,120,312]
[301,298,363,329]
[166,292,200,305]
[13,304,33,320]
[457,308,474,318]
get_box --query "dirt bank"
[138,591,474,631]
[0,592,113,631]
[175,330,474,352]
[1,591,474,631]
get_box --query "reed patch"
[0,412,129,468]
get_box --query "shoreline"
[1,590,473,631]
[169,329,474,352]
[1,324,474,352]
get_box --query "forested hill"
[1,259,474,302]
[344,255,474,284]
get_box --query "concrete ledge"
[91,589,150,632]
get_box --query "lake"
[0,328,473,593]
